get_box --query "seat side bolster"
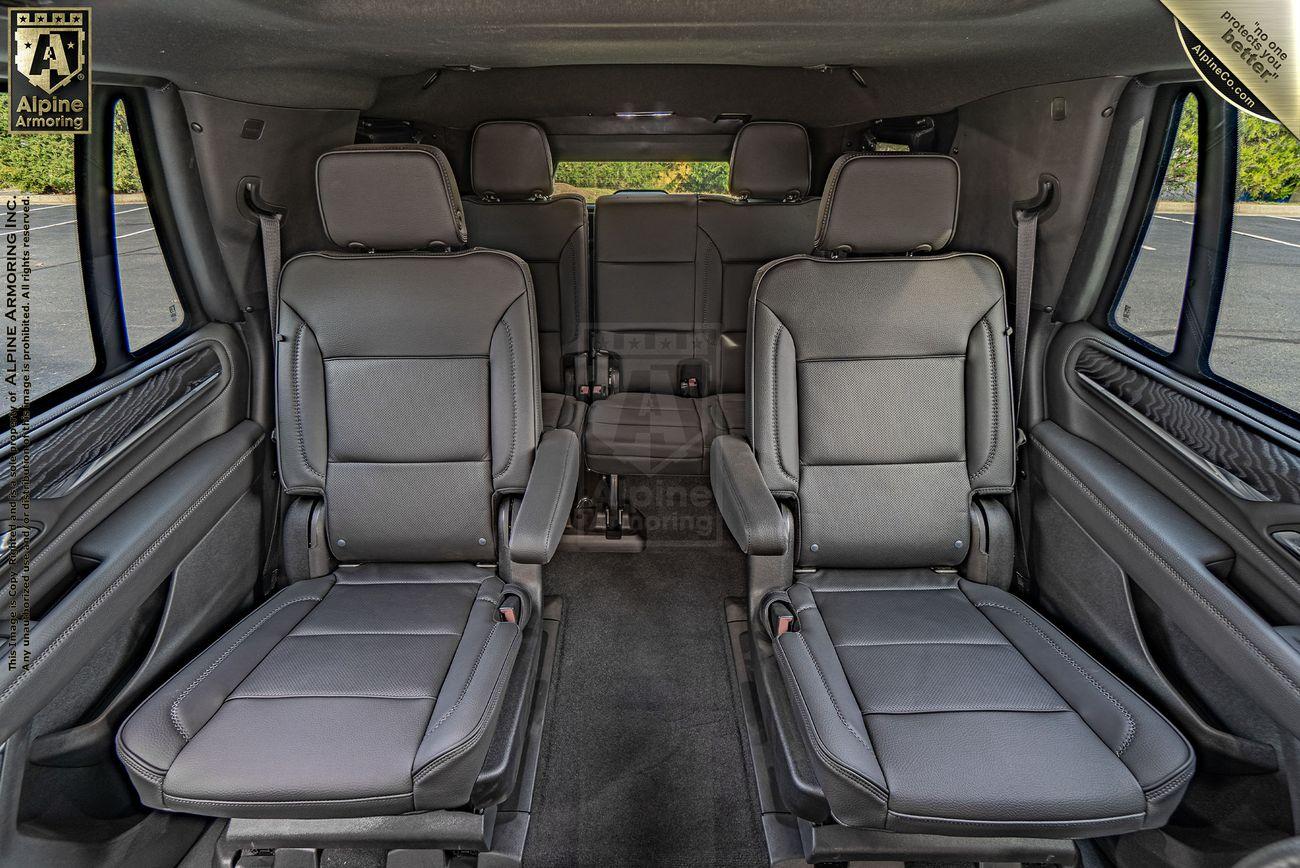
[960,579,1196,821]
[510,427,580,564]
[966,300,1015,493]
[712,434,786,555]
[748,299,799,495]
[412,579,523,810]
[491,291,542,495]
[115,576,336,806]
[774,585,889,828]
[275,303,327,496]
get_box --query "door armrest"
[712,434,786,556]
[509,428,580,565]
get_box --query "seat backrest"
[462,121,588,395]
[698,122,820,393]
[749,153,1014,569]
[593,191,700,395]
[277,143,540,563]
[593,122,820,398]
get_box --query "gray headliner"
[72,0,1189,117]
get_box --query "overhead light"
[615,111,674,119]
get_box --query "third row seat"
[585,122,820,475]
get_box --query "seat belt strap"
[1012,207,1037,411]
[1010,177,1053,593]
[252,201,285,595]
[256,210,282,334]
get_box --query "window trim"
[10,85,205,422]
[109,89,203,357]
[1104,86,1199,358]
[1099,82,1300,425]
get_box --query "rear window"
[554,161,729,201]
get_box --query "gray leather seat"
[116,144,578,819]
[585,123,817,473]
[463,121,589,436]
[697,122,820,437]
[713,153,1195,838]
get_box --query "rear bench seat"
[586,122,819,474]
[463,121,589,435]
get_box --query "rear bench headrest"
[729,122,811,201]
[471,121,555,201]
[316,143,466,251]
[814,153,959,255]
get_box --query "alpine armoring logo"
[7,8,91,135]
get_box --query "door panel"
[0,323,259,867]
[1037,321,1300,765]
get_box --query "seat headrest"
[471,121,555,201]
[316,144,466,251]
[729,122,811,201]
[814,153,959,255]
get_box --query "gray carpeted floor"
[524,477,766,867]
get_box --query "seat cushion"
[585,392,719,475]
[116,564,523,818]
[773,570,1194,838]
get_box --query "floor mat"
[524,478,766,867]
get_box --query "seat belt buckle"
[593,351,612,399]
[573,352,591,400]
[775,613,796,636]
[497,592,524,625]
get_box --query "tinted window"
[0,93,97,401]
[113,100,184,351]
[1111,93,1199,353]
[555,161,729,201]
[1208,117,1300,411]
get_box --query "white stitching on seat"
[973,600,1137,756]
[794,632,873,752]
[539,435,576,555]
[0,440,261,711]
[168,593,326,740]
[970,317,1001,480]
[1145,766,1195,800]
[427,622,500,734]
[492,318,518,482]
[290,324,325,481]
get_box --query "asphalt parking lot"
[1118,210,1300,409]
[24,197,181,398]
[18,200,1300,414]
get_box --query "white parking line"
[116,226,156,239]
[1154,214,1194,226]
[1154,213,1300,248]
[1262,214,1300,223]
[1141,245,1156,251]
[1232,229,1300,249]
[30,203,73,212]
[29,205,149,232]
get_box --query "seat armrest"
[509,428,580,564]
[711,434,786,555]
